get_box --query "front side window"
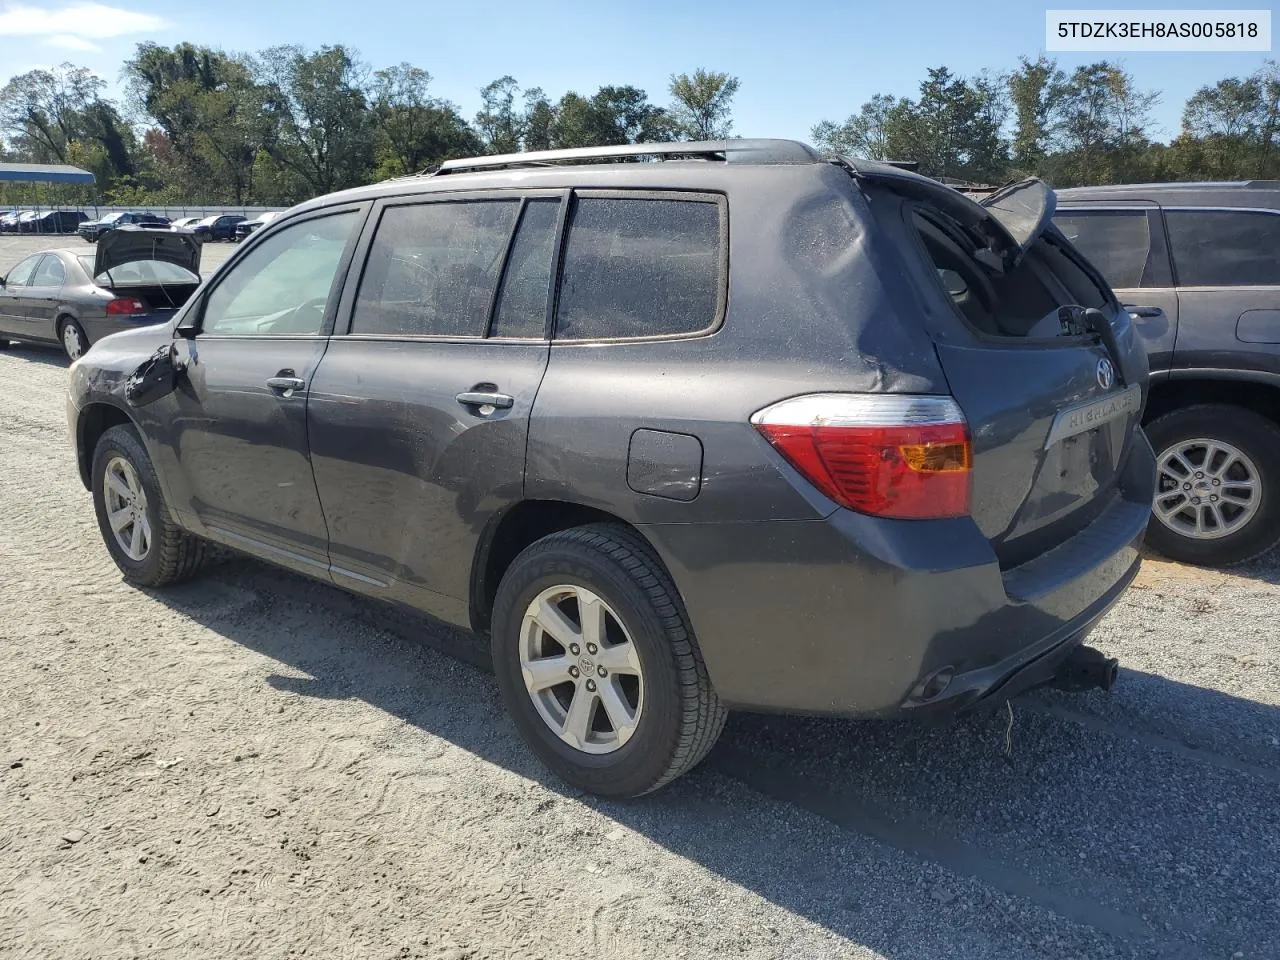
[201,211,358,337]
[31,256,66,287]
[4,255,41,287]
[1166,209,1280,287]
[555,196,723,340]
[352,199,520,337]
[1053,210,1153,289]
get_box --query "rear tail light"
[105,297,147,316]
[751,394,971,519]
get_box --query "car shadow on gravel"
[146,559,1279,960]
[0,343,67,366]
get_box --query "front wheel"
[91,425,208,586]
[1146,404,1280,566]
[491,524,726,797]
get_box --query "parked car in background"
[78,212,171,242]
[1055,181,1280,566]
[13,211,41,233]
[192,214,246,241]
[233,210,281,240]
[0,225,201,360]
[0,211,22,232]
[66,140,1154,797]
[171,216,203,229]
[18,210,89,234]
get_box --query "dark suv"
[78,211,170,242]
[67,140,1155,796]
[1055,183,1280,565]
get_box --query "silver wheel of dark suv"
[491,525,725,798]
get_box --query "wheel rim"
[103,456,152,561]
[62,323,84,360]
[1154,438,1261,541]
[518,585,644,755]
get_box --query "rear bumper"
[640,427,1156,717]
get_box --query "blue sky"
[0,0,1273,143]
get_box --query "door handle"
[267,375,306,395]
[1123,305,1163,318]
[456,391,514,411]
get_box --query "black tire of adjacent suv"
[92,425,208,586]
[1144,404,1280,566]
[491,524,726,798]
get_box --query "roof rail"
[435,138,820,175]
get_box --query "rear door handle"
[456,391,514,410]
[267,375,306,395]
[1123,305,1164,318]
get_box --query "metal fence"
[5,205,285,219]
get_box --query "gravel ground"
[1,236,1278,959]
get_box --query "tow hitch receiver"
[1049,645,1120,693]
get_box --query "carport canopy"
[0,162,95,185]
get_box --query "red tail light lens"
[751,394,971,519]
[106,297,147,316]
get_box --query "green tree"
[371,63,480,177]
[1008,55,1066,174]
[475,75,523,153]
[668,69,740,139]
[0,63,106,164]
[811,94,899,159]
[256,44,374,197]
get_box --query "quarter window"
[1165,209,1280,287]
[555,197,722,340]
[1053,210,1152,289]
[352,200,519,337]
[201,211,358,337]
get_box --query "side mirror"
[0,276,6,288]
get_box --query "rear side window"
[555,196,723,340]
[1053,211,1152,289]
[31,256,65,286]
[353,200,519,337]
[1166,209,1280,287]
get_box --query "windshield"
[101,212,127,223]
[88,258,200,286]
[198,215,219,226]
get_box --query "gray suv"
[1055,183,1280,566]
[66,140,1155,796]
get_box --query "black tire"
[91,424,208,586]
[1145,404,1280,566]
[58,317,88,361]
[491,524,726,798]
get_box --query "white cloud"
[0,3,170,50]
[45,33,102,52]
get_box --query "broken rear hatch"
[844,160,1150,568]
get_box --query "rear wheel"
[1146,404,1280,566]
[92,424,208,586]
[491,524,726,797]
[59,318,87,361]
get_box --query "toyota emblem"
[1096,357,1115,390]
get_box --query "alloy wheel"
[518,584,644,754]
[1155,438,1261,540]
[103,455,152,561]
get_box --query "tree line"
[0,43,1276,208]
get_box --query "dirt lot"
[1,236,1278,959]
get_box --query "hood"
[94,225,202,279]
[838,158,1055,269]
